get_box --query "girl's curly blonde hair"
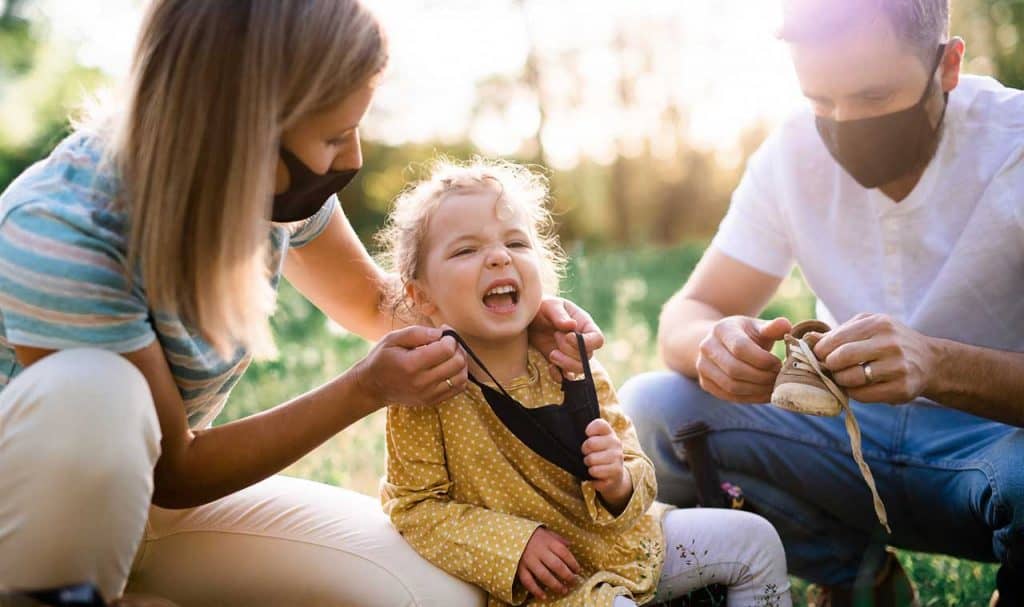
[376,157,566,320]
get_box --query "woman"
[0,2,601,604]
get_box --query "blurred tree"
[0,0,35,77]
[954,0,1024,89]
[0,0,105,190]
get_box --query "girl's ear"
[406,279,438,317]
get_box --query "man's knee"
[990,433,1024,568]
[622,372,701,431]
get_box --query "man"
[620,1,1023,605]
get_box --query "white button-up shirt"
[711,75,1024,352]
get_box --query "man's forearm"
[657,294,723,378]
[926,338,1024,427]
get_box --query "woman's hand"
[529,297,605,381]
[353,325,467,407]
[517,527,581,600]
[582,419,632,512]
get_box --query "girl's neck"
[459,331,530,385]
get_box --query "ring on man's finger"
[445,377,454,389]
[861,362,875,384]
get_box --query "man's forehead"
[781,0,877,41]
[788,13,928,95]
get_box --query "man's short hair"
[779,0,950,64]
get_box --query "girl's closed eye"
[508,240,531,249]
[451,247,476,258]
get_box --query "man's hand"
[696,316,791,403]
[517,527,581,600]
[529,297,605,381]
[814,313,936,404]
[582,419,632,511]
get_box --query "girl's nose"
[486,247,512,268]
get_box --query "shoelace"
[790,338,891,534]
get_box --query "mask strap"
[440,329,514,399]
[918,43,948,103]
[575,332,600,420]
[442,329,594,408]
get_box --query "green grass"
[223,245,997,605]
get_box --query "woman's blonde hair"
[104,0,387,357]
[377,157,566,321]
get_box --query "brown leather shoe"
[771,320,845,416]
[806,550,919,607]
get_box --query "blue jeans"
[619,372,1024,586]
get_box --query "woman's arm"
[284,206,398,342]
[14,324,465,509]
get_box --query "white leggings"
[0,349,483,606]
[616,508,792,607]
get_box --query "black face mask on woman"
[271,146,358,222]
[815,44,948,189]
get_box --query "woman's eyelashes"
[324,128,357,147]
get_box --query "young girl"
[378,158,792,607]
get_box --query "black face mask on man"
[815,44,948,189]
[271,146,358,222]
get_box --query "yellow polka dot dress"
[382,348,672,606]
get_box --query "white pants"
[0,349,484,606]
[616,508,792,607]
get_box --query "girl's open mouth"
[482,284,519,312]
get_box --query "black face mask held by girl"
[815,44,948,189]
[442,329,600,480]
[271,146,358,222]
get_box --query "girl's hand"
[582,419,632,510]
[517,527,581,600]
[529,297,605,382]
[353,325,467,407]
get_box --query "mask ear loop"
[574,332,600,421]
[440,328,513,399]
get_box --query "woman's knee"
[4,348,161,487]
[0,349,160,599]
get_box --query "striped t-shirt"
[0,132,336,428]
